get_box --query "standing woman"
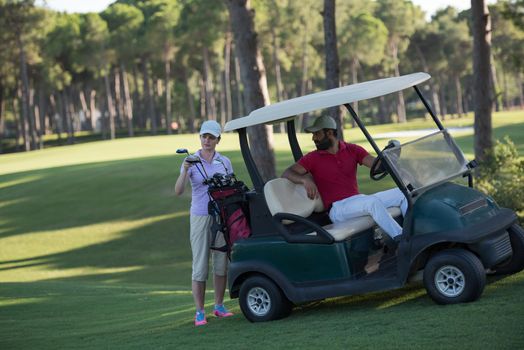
[175,120,234,326]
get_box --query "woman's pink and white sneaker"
[194,310,207,326]
[213,304,233,318]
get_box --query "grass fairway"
[1,111,523,349]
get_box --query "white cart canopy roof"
[224,72,430,132]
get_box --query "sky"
[36,0,496,20]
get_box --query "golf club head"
[176,148,189,155]
[185,155,201,164]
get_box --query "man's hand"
[282,163,319,200]
[302,175,319,199]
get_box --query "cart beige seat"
[264,178,401,242]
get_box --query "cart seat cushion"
[322,207,401,241]
[264,178,324,219]
[265,178,401,241]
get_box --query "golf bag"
[206,173,251,254]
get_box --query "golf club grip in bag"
[207,175,251,254]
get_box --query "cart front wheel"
[239,275,292,322]
[423,249,485,304]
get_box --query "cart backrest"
[264,178,324,221]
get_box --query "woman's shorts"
[190,215,228,282]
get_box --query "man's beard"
[315,135,332,150]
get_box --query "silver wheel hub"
[247,287,271,316]
[435,265,465,297]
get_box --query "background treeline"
[0,0,523,153]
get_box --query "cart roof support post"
[238,127,264,192]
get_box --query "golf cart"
[222,72,524,322]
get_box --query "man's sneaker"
[194,310,207,326]
[213,304,233,318]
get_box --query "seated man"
[282,115,407,243]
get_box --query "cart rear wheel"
[239,275,292,322]
[423,249,485,304]
[492,224,524,275]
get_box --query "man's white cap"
[199,120,221,137]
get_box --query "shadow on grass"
[0,151,249,286]
[1,120,522,287]
[2,272,523,349]
[0,151,250,239]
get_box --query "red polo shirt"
[298,141,369,209]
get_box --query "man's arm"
[362,154,376,168]
[282,163,319,199]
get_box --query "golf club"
[176,148,209,179]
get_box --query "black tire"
[239,275,292,322]
[423,249,486,305]
[492,224,524,275]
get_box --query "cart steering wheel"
[370,156,388,181]
[370,140,401,181]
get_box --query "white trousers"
[328,188,407,238]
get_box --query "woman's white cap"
[199,120,221,137]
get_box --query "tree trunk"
[69,87,79,133]
[28,87,38,149]
[391,42,406,123]
[414,43,442,117]
[155,79,162,128]
[202,46,217,120]
[322,0,344,139]
[89,90,97,132]
[17,36,31,151]
[518,71,524,109]
[454,76,464,117]
[490,56,501,112]
[0,85,4,153]
[141,58,156,134]
[199,77,206,120]
[377,96,388,124]
[121,64,134,136]
[114,67,124,129]
[351,57,359,123]
[439,80,448,119]
[432,84,442,118]
[471,0,493,163]
[58,91,68,143]
[12,97,22,150]
[37,86,46,148]
[79,89,91,131]
[227,0,276,181]
[104,74,116,140]
[220,71,227,127]
[49,93,62,144]
[32,87,44,149]
[224,29,233,122]
[0,106,3,154]
[297,22,309,132]
[273,41,284,97]
[132,64,143,129]
[464,88,471,114]
[63,89,74,144]
[165,58,172,134]
[184,68,196,133]
[233,50,244,117]
[271,26,285,132]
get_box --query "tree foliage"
[476,136,524,218]
[0,0,522,154]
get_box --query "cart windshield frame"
[382,130,470,196]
